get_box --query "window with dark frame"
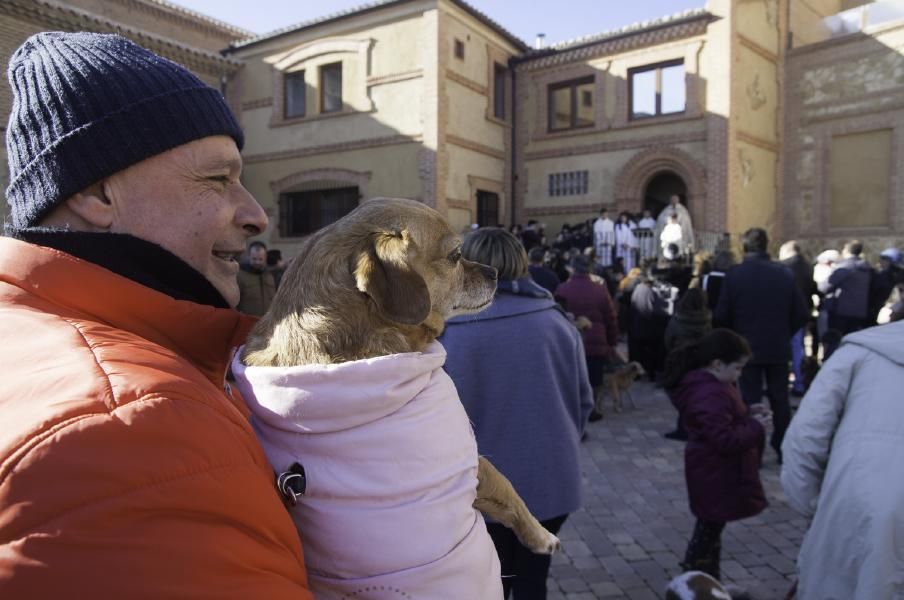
[629,60,685,120]
[278,186,359,237]
[320,62,343,113]
[284,70,306,119]
[476,191,499,227]
[454,38,465,60]
[493,63,506,120]
[547,76,594,132]
[548,170,589,197]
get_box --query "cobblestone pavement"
[546,381,805,600]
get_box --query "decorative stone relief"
[799,190,815,232]
[746,74,767,111]
[763,0,778,28]
[798,150,815,185]
[739,148,755,187]
[801,52,904,105]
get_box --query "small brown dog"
[243,197,559,555]
[606,361,645,412]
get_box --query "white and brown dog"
[665,571,752,600]
[235,198,558,598]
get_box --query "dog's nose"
[480,264,498,281]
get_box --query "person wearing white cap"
[813,248,840,344]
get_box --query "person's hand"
[574,316,592,331]
[750,403,772,428]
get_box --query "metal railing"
[594,228,732,269]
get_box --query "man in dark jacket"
[818,240,873,335]
[267,248,287,289]
[779,241,815,396]
[237,240,277,316]
[714,228,808,463]
[527,246,559,294]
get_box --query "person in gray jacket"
[781,320,904,599]
[439,227,593,600]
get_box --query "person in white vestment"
[661,214,684,260]
[654,195,695,258]
[614,212,638,271]
[593,208,615,267]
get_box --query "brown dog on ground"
[243,197,560,555]
[606,361,646,413]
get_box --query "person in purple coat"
[555,253,619,420]
[663,329,770,581]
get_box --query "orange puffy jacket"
[0,238,313,598]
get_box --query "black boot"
[680,520,723,580]
[708,540,721,580]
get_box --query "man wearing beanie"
[0,32,313,598]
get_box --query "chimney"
[535,33,546,49]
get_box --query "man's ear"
[62,181,114,229]
[354,228,431,325]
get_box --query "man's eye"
[448,250,461,263]
[209,175,230,184]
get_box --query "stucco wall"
[727,0,783,240]
[66,0,245,51]
[791,0,842,47]
[243,142,423,251]
[437,0,519,225]
[228,3,437,254]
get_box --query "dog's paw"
[526,529,561,555]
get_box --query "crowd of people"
[491,215,904,597]
[3,30,903,600]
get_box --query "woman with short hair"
[440,227,593,600]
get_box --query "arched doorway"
[644,171,688,218]
[613,145,706,230]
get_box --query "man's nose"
[236,186,269,236]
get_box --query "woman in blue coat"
[440,227,593,600]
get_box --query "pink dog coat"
[232,341,502,600]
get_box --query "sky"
[167,0,707,45]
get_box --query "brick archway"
[614,146,706,226]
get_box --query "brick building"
[2,0,902,258]
[222,0,903,258]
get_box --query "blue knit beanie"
[5,31,244,230]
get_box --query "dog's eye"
[448,249,462,263]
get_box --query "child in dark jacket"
[663,329,770,581]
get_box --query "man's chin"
[212,280,240,309]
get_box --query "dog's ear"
[354,228,431,325]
